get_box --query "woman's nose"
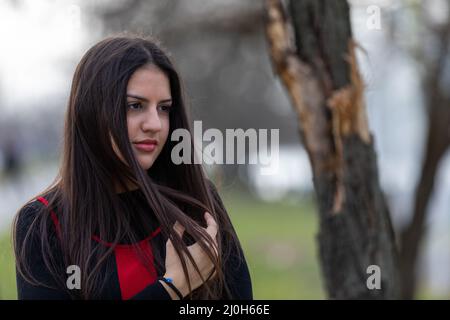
[141,106,162,132]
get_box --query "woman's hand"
[160,211,219,299]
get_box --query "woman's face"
[125,64,172,170]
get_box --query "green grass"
[222,190,324,299]
[0,190,325,300]
[0,231,16,299]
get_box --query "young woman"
[13,35,252,300]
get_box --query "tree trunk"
[399,19,450,298]
[264,0,400,299]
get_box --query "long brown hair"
[13,35,243,299]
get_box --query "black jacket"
[15,185,253,300]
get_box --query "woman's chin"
[137,158,155,171]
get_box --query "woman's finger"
[203,212,219,258]
[173,220,185,237]
[204,212,218,239]
[166,221,185,249]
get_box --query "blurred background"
[0,0,449,299]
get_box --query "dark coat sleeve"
[15,201,72,300]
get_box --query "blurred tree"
[264,0,400,298]
[386,0,450,299]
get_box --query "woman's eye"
[128,102,142,110]
[158,105,172,113]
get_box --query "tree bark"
[264,0,400,299]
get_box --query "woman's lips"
[133,140,157,152]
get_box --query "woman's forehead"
[126,64,171,101]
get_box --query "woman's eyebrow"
[126,94,172,103]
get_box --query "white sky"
[0,0,91,115]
